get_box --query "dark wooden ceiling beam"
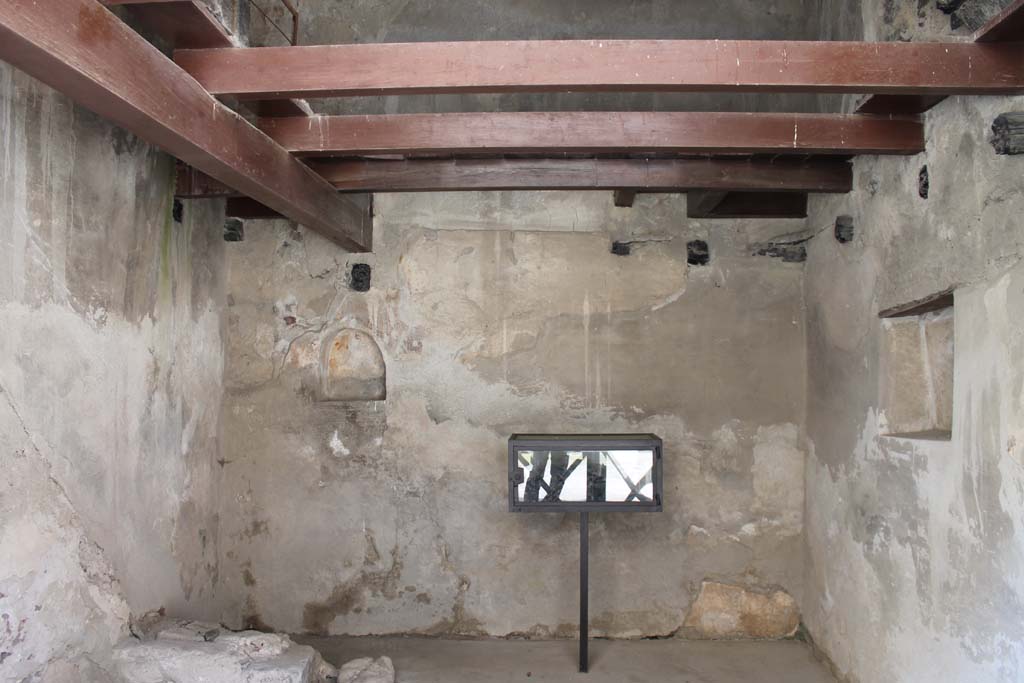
[686,191,729,218]
[857,0,1024,114]
[975,0,1024,42]
[689,191,808,219]
[260,112,923,157]
[304,157,855,193]
[0,0,371,251]
[101,0,312,118]
[226,197,283,219]
[101,0,234,49]
[174,39,1024,100]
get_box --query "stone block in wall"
[682,581,800,639]
[318,328,386,401]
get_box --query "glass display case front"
[508,434,662,512]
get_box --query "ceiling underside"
[0,0,1021,249]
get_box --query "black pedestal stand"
[579,511,589,673]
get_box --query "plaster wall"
[0,62,227,680]
[220,0,833,640]
[218,193,809,637]
[801,2,1024,681]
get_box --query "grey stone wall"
[802,2,1024,680]
[0,61,228,679]
[217,193,809,637]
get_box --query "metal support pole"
[579,511,589,673]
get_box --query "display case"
[508,434,662,512]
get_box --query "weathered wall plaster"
[218,192,809,638]
[0,61,227,679]
[227,0,834,640]
[801,3,1024,681]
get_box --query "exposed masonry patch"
[682,581,800,640]
[752,239,808,262]
[611,237,673,256]
[918,165,929,199]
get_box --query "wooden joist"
[101,0,234,49]
[686,191,730,218]
[975,0,1024,42]
[174,39,1024,100]
[260,112,923,157]
[690,191,809,219]
[0,0,370,251]
[305,157,854,193]
[857,0,1024,114]
[101,0,312,117]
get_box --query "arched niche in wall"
[318,328,386,401]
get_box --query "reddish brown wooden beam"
[174,40,1024,100]
[176,160,237,198]
[0,0,370,250]
[223,192,374,225]
[686,191,729,217]
[689,191,808,219]
[226,197,282,219]
[261,112,923,157]
[858,0,1024,114]
[854,94,948,116]
[101,0,311,118]
[101,0,234,48]
[975,0,1024,42]
[308,158,854,193]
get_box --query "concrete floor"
[296,636,837,683]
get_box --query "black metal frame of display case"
[508,434,663,513]
[507,434,663,673]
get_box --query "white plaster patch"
[329,430,351,457]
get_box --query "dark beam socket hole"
[351,263,372,292]
[687,240,710,266]
[223,218,244,242]
[835,215,855,244]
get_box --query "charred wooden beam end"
[835,215,855,243]
[687,240,710,266]
[350,264,372,292]
[991,112,1024,154]
[223,218,244,242]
